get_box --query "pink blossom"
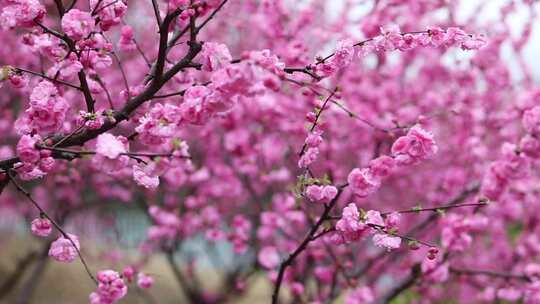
[258,246,280,269]
[248,49,285,75]
[520,135,540,158]
[200,42,232,71]
[7,71,28,88]
[385,212,400,229]
[347,168,380,197]
[16,163,47,181]
[365,210,384,226]
[61,9,95,41]
[136,103,181,145]
[391,125,438,165]
[30,217,52,237]
[526,264,540,280]
[50,53,83,79]
[305,185,337,203]
[122,266,135,282]
[372,233,401,250]
[345,286,374,304]
[169,0,190,10]
[368,155,396,178]
[525,282,540,304]
[39,157,55,172]
[210,63,255,98]
[48,233,80,263]
[314,39,354,77]
[90,0,127,31]
[461,35,487,50]
[497,287,522,302]
[0,0,45,29]
[90,269,127,304]
[16,134,41,163]
[133,165,160,189]
[23,81,69,134]
[118,25,136,51]
[314,266,334,283]
[298,147,319,168]
[421,259,449,283]
[180,86,214,125]
[336,203,366,242]
[137,273,154,289]
[523,106,540,135]
[95,133,126,159]
[305,129,323,147]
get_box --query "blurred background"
[0,0,539,303]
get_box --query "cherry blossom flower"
[61,9,95,41]
[200,42,232,71]
[90,270,127,304]
[48,233,80,263]
[31,218,52,237]
[347,168,380,197]
[137,273,154,289]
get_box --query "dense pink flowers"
[373,233,401,250]
[15,134,55,180]
[421,258,449,283]
[335,204,402,251]
[118,25,135,51]
[305,184,337,203]
[347,168,380,198]
[481,143,528,200]
[0,0,534,302]
[298,147,319,168]
[335,203,366,242]
[179,86,219,125]
[315,26,486,78]
[391,125,438,165]
[132,164,160,189]
[200,42,232,71]
[19,81,68,134]
[136,103,181,145]
[368,155,396,178]
[0,0,45,29]
[16,134,40,163]
[30,218,52,237]
[372,233,401,250]
[48,233,80,263]
[90,0,127,31]
[315,39,355,76]
[90,270,127,304]
[523,106,540,135]
[520,135,540,158]
[61,9,95,40]
[95,133,127,159]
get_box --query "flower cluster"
[0,0,45,29]
[89,270,128,304]
[299,128,323,168]
[334,203,401,250]
[17,81,69,135]
[305,184,338,203]
[15,134,55,180]
[93,133,130,173]
[61,9,95,41]
[315,26,486,78]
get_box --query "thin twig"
[7,171,98,285]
